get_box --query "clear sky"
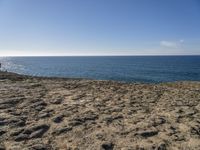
[0,0,200,56]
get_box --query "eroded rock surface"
[0,71,200,149]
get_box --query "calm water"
[0,56,200,83]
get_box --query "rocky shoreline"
[0,71,200,150]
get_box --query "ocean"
[0,56,200,83]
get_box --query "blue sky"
[0,0,200,56]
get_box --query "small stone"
[196,119,200,124]
[191,125,200,136]
[152,117,166,126]
[11,119,26,127]
[31,101,47,111]
[52,115,64,123]
[35,106,46,111]
[52,126,72,135]
[14,133,29,142]
[101,142,114,150]
[0,120,7,126]
[68,120,82,126]
[32,101,47,107]
[103,115,123,124]
[10,128,24,136]
[50,98,63,104]
[96,133,104,140]
[157,142,167,150]
[136,129,158,138]
[29,124,50,138]
[30,129,46,138]
[30,144,47,150]
[38,112,50,119]
[0,130,6,136]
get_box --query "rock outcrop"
[0,71,200,149]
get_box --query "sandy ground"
[0,71,200,150]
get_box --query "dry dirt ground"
[0,71,200,150]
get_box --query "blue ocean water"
[0,56,200,83]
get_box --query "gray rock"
[50,98,62,104]
[31,101,47,111]
[52,115,64,123]
[14,133,29,142]
[13,124,50,141]
[31,101,47,108]
[191,124,200,136]
[11,119,26,127]
[52,126,72,135]
[101,142,114,150]
[29,144,48,150]
[103,115,123,124]
[157,142,167,150]
[38,112,50,119]
[152,117,166,127]
[28,124,50,139]
[0,119,7,126]
[0,130,6,136]
[35,106,46,111]
[29,129,47,138]
[10,128,24,136]
[136,129,158,138]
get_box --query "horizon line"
[0,54,200,57]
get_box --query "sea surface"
[0,56,200,83]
